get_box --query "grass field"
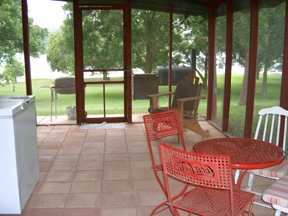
[213,73,282,136]
[0,73,282,136]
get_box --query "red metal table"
[193,137,284,185]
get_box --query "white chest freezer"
[0,96,39,214]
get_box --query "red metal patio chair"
[143,110,187,215]
[159,143,255,216]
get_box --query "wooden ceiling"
[52,0,284,16]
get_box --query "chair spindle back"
[254,106,288,152]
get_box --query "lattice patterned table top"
[194,138,284,169]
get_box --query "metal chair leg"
[50,88,54,122]
[150,177,189,216]
[234,170,240,184]
[150,201,169,216]
[274,210,281,216]
[247,173,255,191]
[168,206,181,216]
[55,92,58,119]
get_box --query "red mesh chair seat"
[174,187,254,216]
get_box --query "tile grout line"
[99,128,107,211]
[126,126,142,214]
[63,125,87,208]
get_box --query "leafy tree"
[0,0,23,62]
[47,5,210,84]
[0,74,4,86]
[83,10,124,79]
[209,3,285,105]
[132,10,169,73]
[47,27,74,74]
[47,6,171,75]
[0,0,48,63]
[46,2,285,104]
[2,57,24,92]
[257,4,285,97]
[232,10,251,105]
[173,15,208,86]
[234,4,285,104]
[30,24,49,57]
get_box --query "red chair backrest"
[160,143,232,190]
[143,110,186,169]
[143,110,185,142]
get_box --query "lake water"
[1,54,268,83]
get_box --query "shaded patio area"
[22,123,275,216]
[1,0,288,215]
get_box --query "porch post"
[222,0,233,132]
[207,7,216,120]
[244,0,259,138]
[124,6,132,123]
[279,1,288,146]
[168,11,173,107]
[73,0,84,124]
[281,1,288,109]
[21,0,32,95]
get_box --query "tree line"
[46,3,285,105]
[0,1,285,104]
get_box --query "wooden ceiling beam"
[198,0,226,9]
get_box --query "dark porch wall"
[51,0,285,16]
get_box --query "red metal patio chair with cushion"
[246,106,288,207]
[159,143,255,216]
[143,110,187,215]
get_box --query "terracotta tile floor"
[21,122,276,216]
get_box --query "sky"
[27,0,66,32]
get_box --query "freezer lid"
[0,96,35,118]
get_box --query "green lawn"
[213,73,282,136]
[0,73,282,137]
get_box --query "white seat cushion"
[249,160,288,178]
[263,176,288,208]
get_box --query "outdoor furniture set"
[143,106,288,216]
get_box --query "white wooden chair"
[246,106,288,207]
